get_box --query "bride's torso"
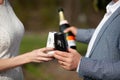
[0,0,24,58]
[0,0,24,80]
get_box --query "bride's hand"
[24,47,54,63]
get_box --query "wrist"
[17,53,32,64]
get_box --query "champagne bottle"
[58,8,76,49]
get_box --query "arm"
[78,57,120,80]
[78,37,120,79]
[76,29,95,43]
[64,26,95,44]
[0,48,53,71]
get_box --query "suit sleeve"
[76,29,95,43]
[78,57,120,80]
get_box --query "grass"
[20,33,47,53]
[20,33,87,80]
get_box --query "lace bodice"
[0,0,24,80]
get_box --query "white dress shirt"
[85,0,120,57]
[77,0,120,72]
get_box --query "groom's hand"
[54,48,82,71]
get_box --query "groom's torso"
[90,6,120,62]
[84,6,120,80]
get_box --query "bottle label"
[66,36,75,40]
[67,40,76,47]
[66,36,76,47]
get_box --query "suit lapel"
[89,7,120,57]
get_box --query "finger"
[60,64,71,71]
[64,26,77,35]
[64,27,72,33]
[58,60,69,66]
[68,48,76,53]
[64,26,75,33]
[37,52,53,58]
[40,47,54,52]
[54,53,68,62]
[34,47,53,53]
[54,51,69,58]
[37,57,53,61]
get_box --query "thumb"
[64,26,77,36]
[68,48,76,53]
[64,27,71,33]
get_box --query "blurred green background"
[9,0,111,80]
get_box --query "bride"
[0,0,53,80]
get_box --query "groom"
[53,0,120,80]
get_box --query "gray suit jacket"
[76,6,120,80]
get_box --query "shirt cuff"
[76,57,82,72]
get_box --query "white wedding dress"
[0,0,24,80]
